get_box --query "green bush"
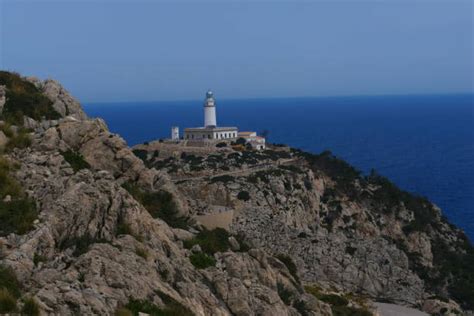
[277,282,293,305]
[0,199,38,236]
[135,247,148,260]
[0,265,20,298]
[132,149,148,163]
[0,157,22,199]
[210,175,235,184]
[276,254,299,283]
[189,252,216,269]
[0,71,61,125]
[60,149,90,172]
[183,228,230,255]
[122,182,189,229]
[115,307,133,316]
[21,297,40,316]
[5,128,32,152]
[0,288,17,313]
[237,191,250,201]
[59,234,108,257]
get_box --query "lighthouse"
[184,90,238,141]
[204,90,217,128]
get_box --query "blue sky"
[0,0,472,102]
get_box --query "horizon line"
[83,91,474,105]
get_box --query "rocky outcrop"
[25,77,87,120]
[0,147,330,315]
[1,72,472,315]
[0,85,5,113]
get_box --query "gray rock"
[228,236,240,251]
[0,130,7,148]
[0,85,5,113]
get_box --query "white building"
[171,126,179,140]
[184,91,238,141]
[238,131,266,150]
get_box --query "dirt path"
[172,158,298,182]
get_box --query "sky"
[0,0,473,102]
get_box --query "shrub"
[0,198,38,236]
[189,252,216,269]
[0,265,20,298]
[235,137,247,146]
[0,71,61,125]
[237,191,250,201]
[276,254,299,283]
[116,221,132,236]
[183,228,230,255]
[60,149,90,172]
[115,307,133,316]
[277,282,293,305]
[210,175,235,184]
[0,288,17,313]
[122,182,189,229]
[135,247,148,260]
[21,297,40,316]
[59,234,108,257]
[5,128,32,152]
[132,149,148,163]
[216,142,227,148]
[0,157,22,199]
[33,253,47,266]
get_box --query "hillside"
[0,71,472,316]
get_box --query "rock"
[191,244,202,253]
[3,195,11,202]
[172,228,194,241]
[0,85,5,113]
[422,299,463,316]
[0,130,7,148]
[228,236,240,251]
[38,79,88,120]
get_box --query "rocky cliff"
[0,71,472,316]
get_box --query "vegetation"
[304,286,372,316]
[135,247,148,260]
[122,182,189,229]
[0,157,38,236]
[276,254,299,283]
[237,190,250,201]
[189,252,216,269]
[0,71,61,125]
[0,199,38,236]
[60,149,90,172]
[21,297,40,316]
[277,282,293,305]
[0,288,17,313]
[0,265,20,314]
[58,234,108,257]
[0,265,21,298]
[123,291,193,316]
[209,175,235,184]
[183,228,231,255]
[132,149,148,163]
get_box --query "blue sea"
[84,94,474,241]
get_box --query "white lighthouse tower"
[204,90,217,128]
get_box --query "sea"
[83,94,474,241]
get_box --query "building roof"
[184,126,238,132]
[238,131,256,135]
